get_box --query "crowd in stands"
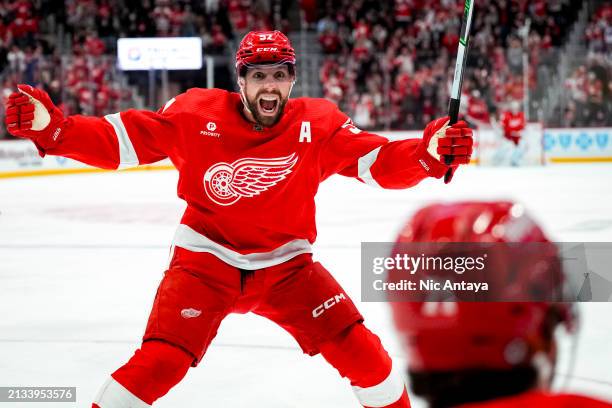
[0,0,609,141]
[562,3,610,127]
[0,0,138,139]
[316,0,600,130]
[0,0,289,139]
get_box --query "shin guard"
[93,340,193,407]
[319,323,409,408]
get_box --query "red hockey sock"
[93,340,193,407]
[319,323,410,408]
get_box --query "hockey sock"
[93,340,193,407]
[319,323,409,407]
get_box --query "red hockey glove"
[4,84,67,149]
[415,116,473,184]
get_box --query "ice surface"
[1,164,611,407]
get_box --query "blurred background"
[0,0,609,139]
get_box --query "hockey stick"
[444,0,475,182]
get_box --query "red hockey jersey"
[458,391,612,408]
[500,111,526,139]
[38,89,437,269]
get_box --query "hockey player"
[491,101,528,165]
[4,31,473,408]
[390,201,612,408]
[499,100,525,146]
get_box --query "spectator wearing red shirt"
[352,37,372,61]
[441,27,459,55]
[319,29,341,54]
[353,20,371,41]
[301,0,318,25]
[466,89,491,127]
[394,0,412,24]
[210,24,228,52]
[8,17,28,41]
[84,33,106,57]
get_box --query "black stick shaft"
[444,0,475,177]
[448,97,461,126]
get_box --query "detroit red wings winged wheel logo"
[203,153,298,206]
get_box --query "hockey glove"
[416,116,473,184]
[4,84,67,149]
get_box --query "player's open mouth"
[258,95,279,115]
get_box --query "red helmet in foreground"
[390,201,576,373]
[235,31,296,76]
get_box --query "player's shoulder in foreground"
[163,88,236,116]
[547,394,612,408]
[459,391,612,408]
[290,97,347,128]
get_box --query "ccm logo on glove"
[4,84,66,147]
[416,116,474,183]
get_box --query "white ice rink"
[1,164,612,407]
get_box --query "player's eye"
[252,72,265,80]
[274,71,286,80]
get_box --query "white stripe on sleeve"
[162,97,176,113]
[357,146,383,187]
[104,112,139,169]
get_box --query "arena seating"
[316,0,609,130]
[0,0,609,139]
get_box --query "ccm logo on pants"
[312,293,346,318]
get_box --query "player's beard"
[245,90,288,127]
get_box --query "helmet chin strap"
[288,78,295,97]
[237,77,254,118]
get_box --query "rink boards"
[0,126,611,178]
